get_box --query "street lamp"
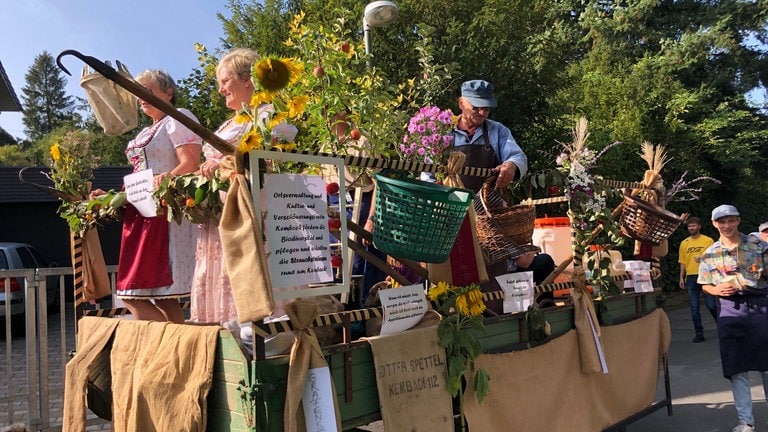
[363,1,399,66]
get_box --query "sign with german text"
[379,284,428,335]
[264,174,333,288]
[496,271,534,313]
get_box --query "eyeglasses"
[470,105,490,113]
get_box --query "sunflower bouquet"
[45,130,125,235]
[427,281,490,404]
[235,57,306,154]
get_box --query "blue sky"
[0,0,229,139]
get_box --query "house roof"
[0,61,21,112]
[1,166,132,203]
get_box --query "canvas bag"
[80,61,138,136]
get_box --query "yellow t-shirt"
[678,234,714,276]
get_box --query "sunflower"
[50,143,61,162]
[239,129,263,153]
[455,292,470,316]
[252,57,303,92]
[250,91,273,107]
[465,287,486,317]
[287,95,308,118]
[427,281,451,301]
[273,142,297,152]
[268,112,289,129]
[233,111,251,124]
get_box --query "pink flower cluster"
[400,106,455,164]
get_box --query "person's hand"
[494,161,517,189]
[153,172,169,188]
[200,160,220,179]
[679,278,685,290]
[88,188,107,200]
[362,217,374,247]
[713,282,737,297]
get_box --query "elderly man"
[699,205,768,432]
[453,79,528,192]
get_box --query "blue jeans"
[686,275,718,335]
[731,371,768,425]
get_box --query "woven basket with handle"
[477,176,536,246]
[620,192,686,246]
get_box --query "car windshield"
[0,251,7,270]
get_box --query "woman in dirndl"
[116,69,202,323]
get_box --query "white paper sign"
[496,271,535,314]
[265,174,334,288]
[623,260,653,293]
[379,284,429,335]
[302,367,339,432]
[124,169,157,217]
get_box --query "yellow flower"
[427,281,450,301]
[269,112,289,129]
[455,293,470,316]
[234,111,251,124]
[288,95,308,118]
[239,129,263,153]
[250,91,273,107]
[252,57,303,92]
[465,287,486,317]
[273,142,296,152]
[50,143,61,162]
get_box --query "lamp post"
[363,1,399,68]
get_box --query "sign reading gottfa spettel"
[264,173,334,288]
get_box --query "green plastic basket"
[373,173,473,263]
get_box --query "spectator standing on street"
[678,216,717,342]
[698,204,768,432]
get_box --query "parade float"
[52,15,686,432]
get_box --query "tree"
[21,51,76,141]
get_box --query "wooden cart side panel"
[208,331,253,432]
[244,345,382,431]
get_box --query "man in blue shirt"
[454,79,528,192]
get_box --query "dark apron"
[455,122,507,312]
[718,293,768,378]
[455,122,497,193]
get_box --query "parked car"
[0,242,60,335]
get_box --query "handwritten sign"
[496,271,534,313]
[124,169,157,217]
[302,367,338,432]
[265,174,333,288]
[378,284,428,335]
[623,260,653,293]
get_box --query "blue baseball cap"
[711,204,740,221]
[460,80,497,108]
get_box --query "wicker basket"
[477,177,536,246]
[620,194,686,246]
[475,211,539,264]
[372,173,473,263]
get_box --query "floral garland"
[555,118,623,297]
[427,281,490,404]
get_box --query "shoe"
[732,421,755,432]
[693,334,705,343]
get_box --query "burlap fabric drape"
[283,299,342,432]
[218,154,275,323]
[71,229,111,303]
[570,268,603,374]
[427,152,488,284]
[462,309,671,431]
